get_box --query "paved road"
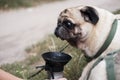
[0,0,120,65]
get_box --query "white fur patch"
[89,60,107,80]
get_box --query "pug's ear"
[80,6,99,25]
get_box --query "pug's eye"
[63,20,75,29]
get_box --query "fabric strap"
[87,50,120,80]
[105,54,116,80]
[85,19,118,61]
[94,19,118,58]
[86,19,118,79]
[86,57,103,80]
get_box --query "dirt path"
[0,0,120,65]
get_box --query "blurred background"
[0,0,120,80]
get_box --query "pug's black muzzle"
[54,26,70,40]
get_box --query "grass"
[0,0,65,10]
[0,35,87,80]
[1,63,47,80]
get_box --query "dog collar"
[85,19,118,62]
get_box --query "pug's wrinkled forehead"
[58,7,83,24]
[58,6,99,25]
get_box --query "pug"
[55,5,120,80]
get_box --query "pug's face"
[55,6,99,47]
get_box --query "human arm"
[0,69,22,80]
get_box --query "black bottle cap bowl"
[42,52,72,72]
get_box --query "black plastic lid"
[42,52,72,72]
